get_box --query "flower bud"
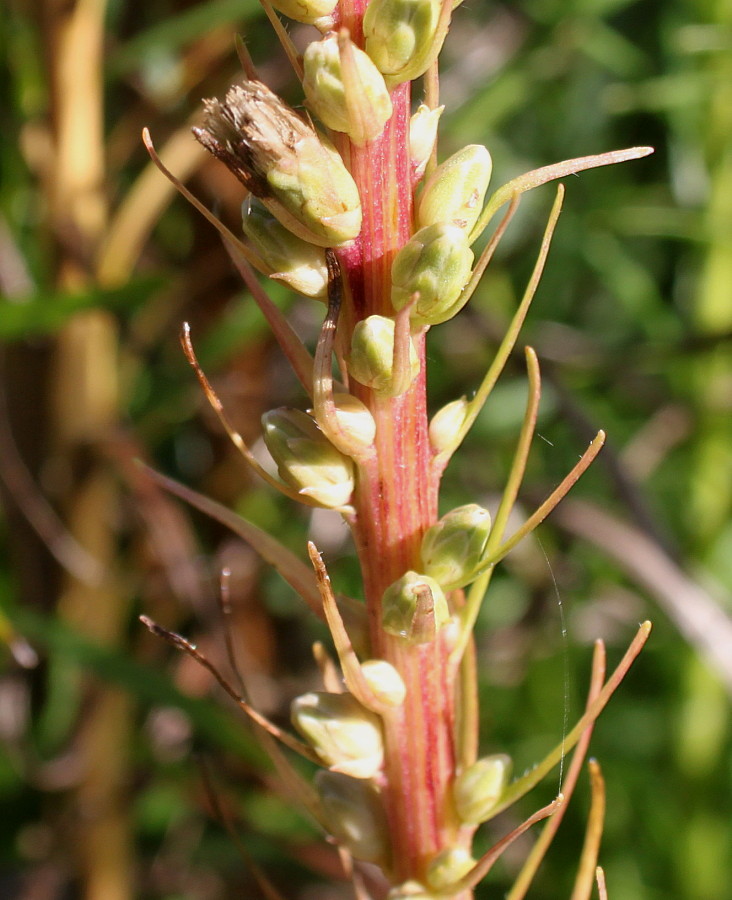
[453,754,512,824]
[269,0,337,26]
[387,882,438,900]
[361,659,407,707]
[417,144,492,233]
[410,103,443,180]
[428,397,469,454]
[316,771,389,864]
[391,223,474,327]
[262,408,355,508]
[242,196,328,298]
[347,315,420,397]
[303,33,393,146]
[364,0,444,87]
[381,571,449,643]
[292,691,384,778]
[194,82,361,247]
[420,504,491,590]
[426,847,475,891]
[330,393,377,448]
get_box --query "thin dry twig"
[140,615,320,763]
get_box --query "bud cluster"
[166,0,653,891]
[186,5,526,889]
[389,143,492,328]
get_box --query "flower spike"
[261,407,356,509]
[145,0,657,890]
[363,0,453,87]
[409,103,443,182]
[242,196,330,299]
[416,144,492,234]
[291,691,384,778]
[315,771,390,865]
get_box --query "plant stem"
[333,50,466,888]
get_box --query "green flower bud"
[347,315,420,397]
[417,144,492,233]
[361,659,407,707]
[242,196,328,298]
[364,0,444,87]
[316,771,389,864]
[453,754,512,824]
[291,691,384,778]
[381,571,449,643]
[303,33,393,146]
[426,847,475,891]
[391,223,474,327]
[428,396,469,454]
[194,82,361,247]
[409,103,443,179]
[331,393,377,448]
[269,0,337,26]
[420,503,491,590]
[262,408,355,508]
[387,882,438,900]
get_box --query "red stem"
[333,30,468,887]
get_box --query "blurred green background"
[1,0,731,898]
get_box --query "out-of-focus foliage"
[0,1,730,898]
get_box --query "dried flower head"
[193,81,362,246]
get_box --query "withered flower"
[193,81,362,247]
